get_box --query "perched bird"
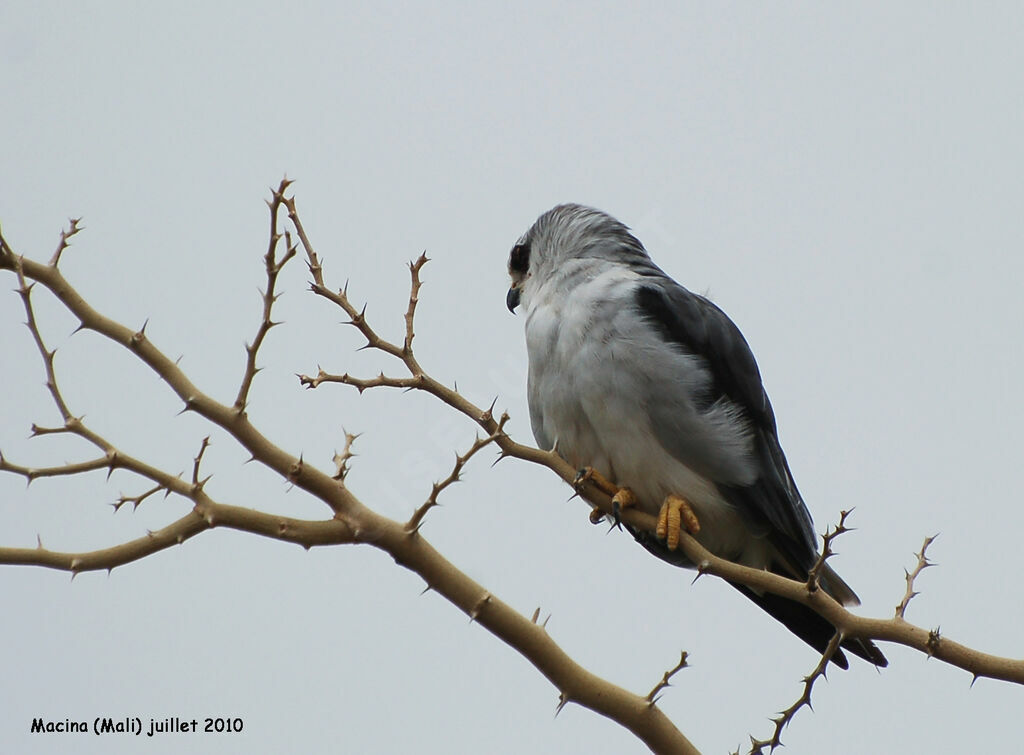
[506,204,886,668]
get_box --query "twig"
[332,430,360,481]
[0,454,111,484]
[191,436,212,488]
[1,503,358,573]
[49,217,83,267]
[403,253,428,356]
[234,178,298,411]
[749,631,844,754]
[805,508,853,594]
[15,261,74,423]
[112,484,167,513]
[406,419,507,533]
[646,651,689,705]
[896,534,938,620]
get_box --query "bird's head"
[506,203,649,314]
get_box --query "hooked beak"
[506,286,521,313]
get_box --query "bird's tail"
[730,581,888,668]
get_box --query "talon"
[611,487,637,528]
[573,467,594,489]
[574,467,636,529]
[656,494,700,551]
[573,466,620,497]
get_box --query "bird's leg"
[574,467,637,526]
[656,494,700,551]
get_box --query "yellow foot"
[656,494,700,551]
[574,467,636,526]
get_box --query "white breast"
[522,264,761,564]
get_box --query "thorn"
[554,692,569,717]
[469,592,492,623]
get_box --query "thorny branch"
[3,181,1024,755]
[235,184,297,412]
[805,508,853,594]
[896,534,938,620]
[747,631,844,754]
[332,430,360,482]
[111,483,166,513]
[49,216,82,267]
[646,651,690,705]
[0,182,697,755]
[406,418,508,534]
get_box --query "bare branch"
[8,183,1024,755]
[332,430,360,481]
[112,483,167,513]
[0,511,209,574]
[895,534,938,620]
[299,369,421,393]
[403,253,428,358]
[15,260,74,423]
[49,217,83,267]
[805,508,854,594]
[749,631,844,754]
[0,195,699,755]
[646,651,689,705]
[406,418,507,533]
[668,527,1024,686]
[234,178,298,411]
[0,453,111,483]
[0,502,358,573]
[191,436,212,487]
[284,191,406,362]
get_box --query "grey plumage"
[507,203,886,668]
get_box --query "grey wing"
[527,376,554,452]
[632,276,820,573]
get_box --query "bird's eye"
[509,242,531,274]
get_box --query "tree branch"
[748,631,844,754]
[234,180,297,411]
[5,182,1023,754]
[406,419,507,534]
[0,186,699,755]
[896,534,938,620]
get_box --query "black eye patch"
[508,242,531,274]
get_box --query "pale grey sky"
[2,3,1022,753]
